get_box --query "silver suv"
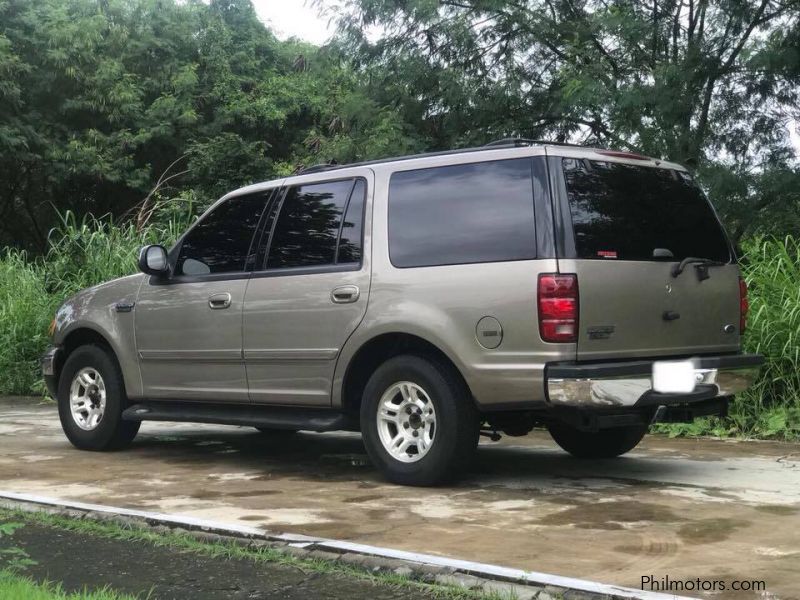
[42,141,763,485]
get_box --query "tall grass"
[0,250,54,395]
[0,202,193,395]
[731,236,800,438]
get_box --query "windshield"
[562,158,731,262]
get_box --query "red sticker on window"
[597,250,618,258]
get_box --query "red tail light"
[538,274,578,343]
[739,277,749,334]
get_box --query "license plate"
[652,360,696,394]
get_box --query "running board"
[122,402,355,432]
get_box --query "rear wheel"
[548,422,647,458]
[57,344,140,451]
[360,355,479,486]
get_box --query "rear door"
[550,150,741,361]
[242,171,372,405]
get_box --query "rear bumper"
[546,354,763,409]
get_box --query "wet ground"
[0,518,429,599]
[1,397,798,599]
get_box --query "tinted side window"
[563,159,731,262]
[267,179,354,269]
[388,159,536,268]
[336,180,365,264]
[176,192,267,276]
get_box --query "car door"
[242,172,372,405]
[135,189,274,401]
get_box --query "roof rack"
[295,162,339,175]
[289,138,590,178]
[483,137,588,149]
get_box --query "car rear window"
[562,158,731,262]
[388,158,536,268]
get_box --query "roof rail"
[287,138,599,178]
[484,137,539,147]
[295,162,339,175]
[484,137,589,149]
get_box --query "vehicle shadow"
[129,427,686,489]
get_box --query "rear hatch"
[552,150,742,361]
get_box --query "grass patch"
[0,508,514,600]
[0,572,139,600]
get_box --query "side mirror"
[138,245,169,277]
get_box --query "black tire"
[57,344,140,451]
[548,422,647,458]
[360,354,479,486]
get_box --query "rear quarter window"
[388,158,536,268]
[562,158,731,262]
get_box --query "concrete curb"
[0,491,696,600]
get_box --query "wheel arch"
[338,332,475,418]
[56,326,134,396]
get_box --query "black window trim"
[253,175,368,278]
[151,188,280,286]
[387,157,539,269]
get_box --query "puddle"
[191,489,281,499]
[343,494,384,503]
[320,454,371,468]
[538,501,681,529]
[207,472,261,482]
[677,518,749,544]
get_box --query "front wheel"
[360,355,479,486]
[57,344,140,451]
[548,422,647,458]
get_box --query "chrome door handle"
[331,285,360,304]
[208,292,232,309]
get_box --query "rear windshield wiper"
[671,257,726,278]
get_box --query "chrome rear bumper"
[546,354,763,408]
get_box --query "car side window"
[388,158,536,268]
[266,179,362,269]
[336,179,365,265]
[175,192,268,276]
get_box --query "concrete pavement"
[0,397,798,599]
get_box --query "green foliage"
[0,571,139,600]
[0,0,417,252]
[335,0,800,242]
[733,236,800,438]
[656,235,800,440]
[0,204,191,395]
[0,250,54,395]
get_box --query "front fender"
[52,274,145,397]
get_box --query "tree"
[333,0,800,240]
[0,0,416,251]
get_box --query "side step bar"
[122,402,356,432]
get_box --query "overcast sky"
[251,0,336,45]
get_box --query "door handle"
[208,292,232,309]
[331,285,360,304]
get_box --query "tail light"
[538,273,578,343]
[739,277,749,334]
